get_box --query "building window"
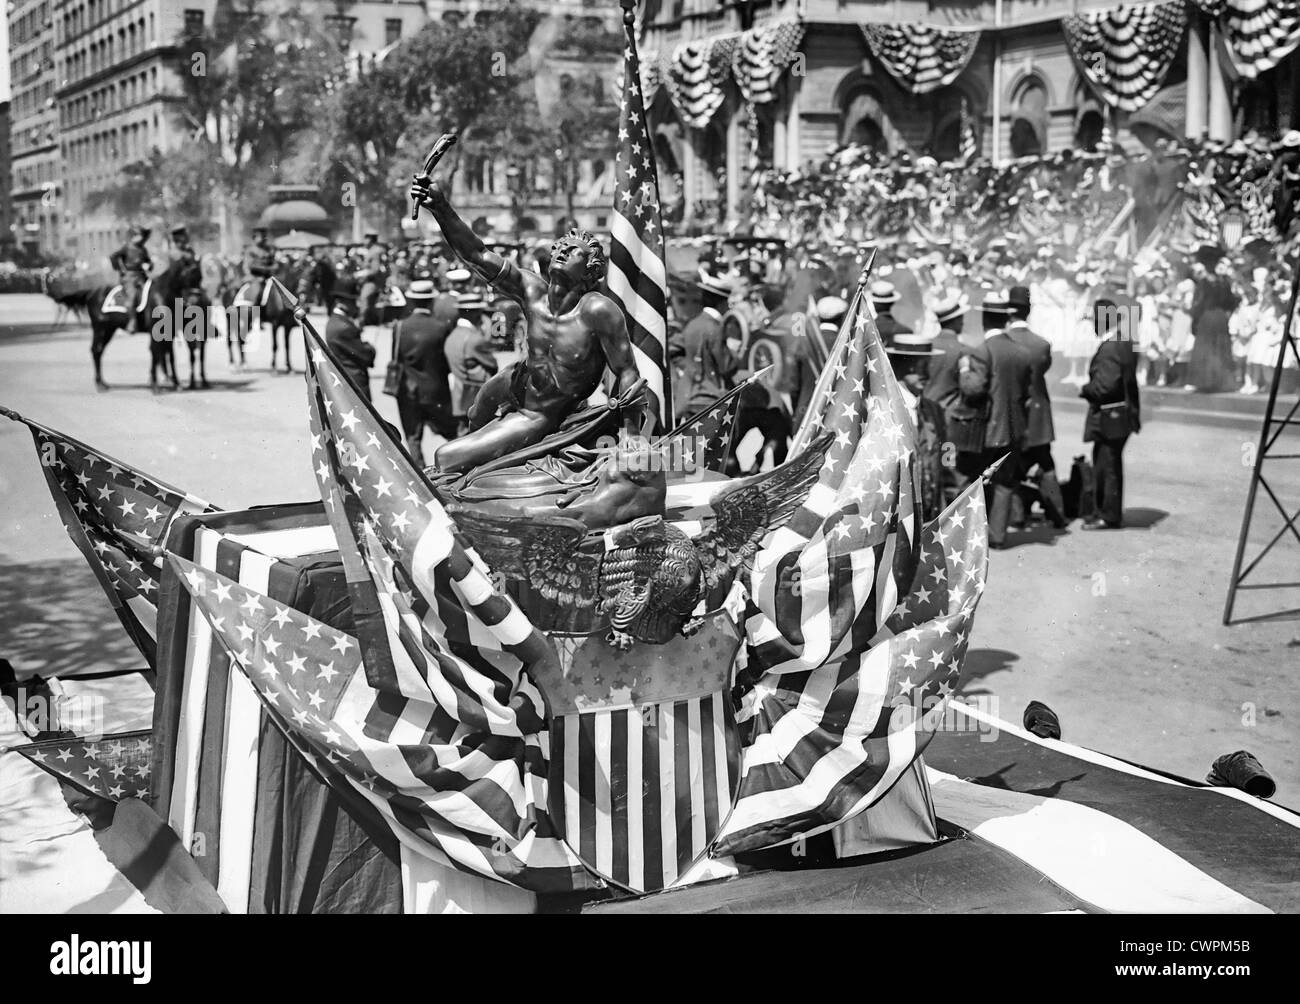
[184,9,205,36]
[1009,75,1048,158]
[385,18,401,46]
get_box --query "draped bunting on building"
[1216,0,1300,78]
[665,35,739,128]
[1062,0,1188,112]
[731,21,806,105]
[859,23,981,94]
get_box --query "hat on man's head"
[981,292,1011,315]
[407,279,437,300]
[933,291,969,325]
[1281,130,1300,149]
[886,331,943,357]
[816,295,848,324]
[445,267,472,283]
[869,280,898,304]
[457,293,489,312]
[332,277,360,300]
[364,231,379,240]
[170,224,189,238]
[1194,244,1224,268]
[1007,285,1032,315]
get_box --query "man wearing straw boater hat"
[390,279,458,465]
[886,329,947,521]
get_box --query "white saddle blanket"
[101,278,151,314]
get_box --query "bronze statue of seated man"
[408,175,657,478]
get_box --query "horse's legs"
[282,323,293,373]
[270,325,279,372]
[92,321,113,390]
[199,334,209,388]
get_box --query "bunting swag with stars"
[608,6,671,429]
[0,407,218,670]
[712,280,935,853]
[731,21,805,106]
[665,34,738,129]
[860,23,981,95]
[1062,0,1188,112]
[292,307,597,894]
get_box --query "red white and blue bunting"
[860,23,981,94]
[731,21,806,105]
[665,34,739,128]
[1062,0,1187,112]
[1214,0,1300,79]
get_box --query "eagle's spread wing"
[694,435,831,591]
[448,509,599,611]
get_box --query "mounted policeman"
[238,225,276,308]
[107,225,153,331]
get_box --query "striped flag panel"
[551,692,740,894]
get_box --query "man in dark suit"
[974,295,1032,548]
[1081,299,1142,528]
[670,276,740,423]
[325,277,375,402]
[887,331,948,522]
[1005,285,1067,528]
[394,280,457,465]
[870,281,912,347]
[926,292,989,504]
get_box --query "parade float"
[3,2,1299,915]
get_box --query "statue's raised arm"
[408,176,543,307]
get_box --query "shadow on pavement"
[0,556,143,678]
[1122,507,1169,529]
[1002,524,1069,550]
[959,648,1020,696]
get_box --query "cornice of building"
[56,45,182,100]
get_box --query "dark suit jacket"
[1081,337,1141,442]
[982,331,1033,451]
[1006,320,1055,447]
[925,331,991,422]
[671,308,738,418]
[395,306,455,410]
[326,310,375,402]
[874,311,912,346]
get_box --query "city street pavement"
[2,292,1297,805]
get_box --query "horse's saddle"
[102,278,151,315]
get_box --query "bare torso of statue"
[410,174,652,476]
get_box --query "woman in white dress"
[1167,266,1196,387]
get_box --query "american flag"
[286,306,597,893]
[606,6,671,429]
[664,366,769,477]
[714,280,942,852]
[1,408,218,669]
[13,731,153,803]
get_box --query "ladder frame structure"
[1223,264,1300,625]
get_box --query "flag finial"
[856,247,878,289]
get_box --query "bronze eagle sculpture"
[449,436,830,648]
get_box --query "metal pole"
[1223,258,1300,623]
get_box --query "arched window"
[1076,108,1105,151]
[840,87,890,153]
[1009,76,1048,158]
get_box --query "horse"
[200,253,243,370]
[67,259,207,391]
[294,254,337,315]
[232,268,301,373]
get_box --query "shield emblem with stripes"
[537,613,743,894]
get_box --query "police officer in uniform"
[671,276,739,424]
[242,226,276,306]
[109,225,152,329]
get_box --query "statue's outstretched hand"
[409,177,445,215]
